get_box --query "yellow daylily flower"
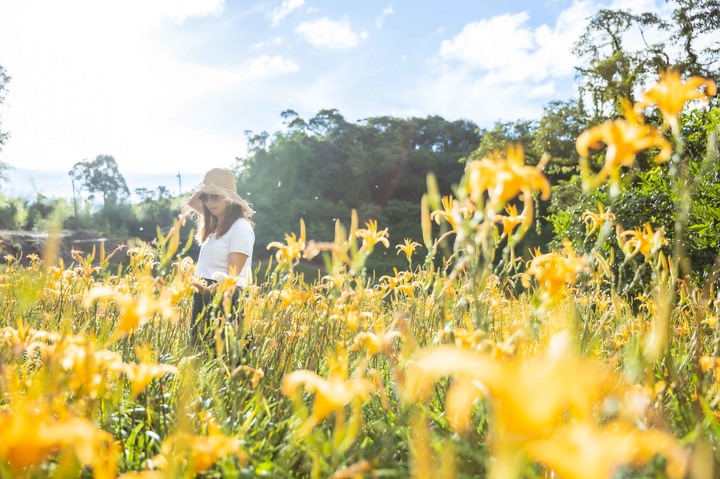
[154,429,246,473]
[524,422,687,479]
[523,240,586,302]
[581,203,616,236]
[351,330,402,357]
[402,338,687,479]
[0,402,119,478]
[281,348,375,432]
[577,99,672,192]
[466,144,550,211]
[355,219,390,249]
[267,219,307,266]
[495,203,525,237]
[637,68,717,132]
[396,238,421,262]
[430,195,464,232]
[119,359,178,397]
[617,223,667,259]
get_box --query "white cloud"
[0,1,297,174]
[295,17,367,49]
[269,0,305,27]
[418,0,604,125]
[376,5,394,29]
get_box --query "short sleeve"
[228,218,254,256]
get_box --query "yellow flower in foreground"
[119,359,178,397]
[155,429,246,473]
[402,338,687,478]
[355,219,390,250]
[637,68,716,132]
[577,99,672,192]
[582,203,615,236]
[523,241,586,302]
[84,286,176,340]
[617,223,667,259]
[351,330,402,357]
[525,422,687,479]
[281,348,375,433]
[466,144,550,211]
[0,402,118,479]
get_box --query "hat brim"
[183,183,254,217]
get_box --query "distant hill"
[1,167,204,202]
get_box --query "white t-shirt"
[195,218,255,288]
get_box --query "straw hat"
[184,168,254,217]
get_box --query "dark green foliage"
[236,112,481,275]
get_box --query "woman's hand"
[192,280,213,295]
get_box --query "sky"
[0,0,671,179]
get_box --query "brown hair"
[196,203,253,244]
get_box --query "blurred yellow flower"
[637,68,716,132]
[523,241,586,302]
[355,219,390,250]
[430,195,466,232]
[466,144,550,211]
[119,356,178,398]
[495,203,525,237]
[0,402,118,478]
[351,330,402,357]
[617,223,667,259]
[525,422,687,479]
[582,203,615,236]
[84,286,177,340]
[576,100,672,192]
[403,338,687,478]
[282,348,375,433]
[155,429,246,473]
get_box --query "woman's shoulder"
[230,217,255,234]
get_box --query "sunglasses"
[199,193,222,203]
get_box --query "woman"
[184,168,255,349]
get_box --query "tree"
[671,0,720,77]
[0,65,10,181]
[69,155,130,207]
[573,9,669,119]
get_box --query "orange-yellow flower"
[430,195,466,232]
[637,68,716,132]
[267,220,307,267]
[402,339,687,479]
[581,203,615,236]
[466,144,550,211]
[355,219,390,249]
[119,361,178,397]
[0,402,118,478]
[351,330,402,357]
[396,238,421,262]
[523,241,586,302]
[617,223,667,259]
[154,429,246,473]
[577,100,672,192]
[281,348,375,432]
[495,203,525,237]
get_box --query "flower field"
[1,70,719,478]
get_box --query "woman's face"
[202,194,229,219]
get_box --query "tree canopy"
[69,155,130,207]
